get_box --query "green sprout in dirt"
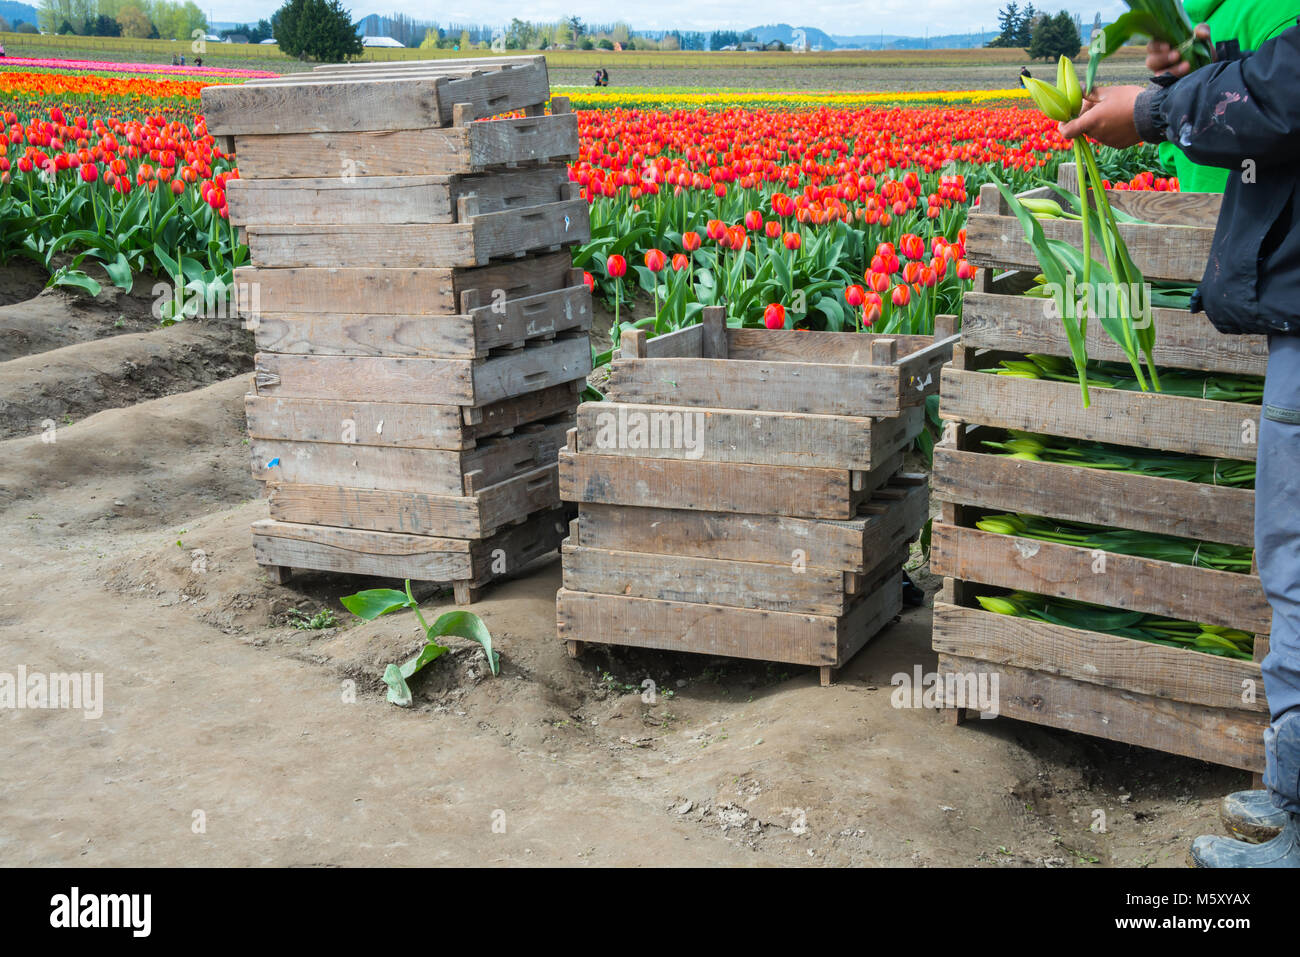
[287,608,338,631]
[341,579,499,707]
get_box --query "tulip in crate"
[557,307,957,685]
[932,168,1270,770]
[201,58,592,601]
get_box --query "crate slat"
[930,521,1270,634]
[231,113,579,179]
[234,249,573,317]
[226,165,570,226]
[932,443,1255,547]
[937,653,1266,772]
[933,600,1266,712]
[961,291,1268,377]
[575,475,926,573]
[267,462,560,540]
[574,403,921,470]
[253,336,590,407]
[245,199,590,268]
[940,367,1259,461]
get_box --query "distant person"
[593,69,602,87]
[195,57,202,67]
[1020,66,1032,79]
[600,68,610,86]
[179,54,185,66]
[171,54,178,66]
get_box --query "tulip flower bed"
[930,167,1272,772]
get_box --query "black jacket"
[1134,25,1300,337]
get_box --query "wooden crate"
[933,200,1271,768]
[253,502,572,604]
[965,169,1218,283]
[557,308,940,681]
[202,55,552,135]
[604,309,957,418]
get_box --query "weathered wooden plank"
[557,567,901,669]
[574,402,921,469]
[559,449,902,520]
[929,521,1271,633]
[575,477,926,572]
[251,503,569,586]
[939,367,1260,461]
[245,382,577,451]
[933,601,1266,712]
[640,324,703,359]
[966,203,1214,282]
[251,285,591,359]
[932,445,1256,547]
[725,329,933,364]
[230,114,579,179]
[961,291,1267,376]
[253,337,589,406]
[250,417,568,494]
[233,250,573,316]
[937,653,1265,772]
[245,199,589,268]
[226,165,569,227]
[564,544,874,615]
[1054,164,1223,226]
[606,357,905,417]
[267,463,560,539]
[202,57,550,135]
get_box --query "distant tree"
[1015,4,1038,47]
[15,19,38,31]
[91,12,121,34]
[275,0,362,60]
[57,18,75,33]
[566,15,584,39]
[0,14,9,30]
[1028,9,1081,60]
[986,2,1019,47]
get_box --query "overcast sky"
[205,1,1133,36]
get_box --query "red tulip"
[682,230,701,252]
[706,219,726,242]
[744,210,763,231]
[606,254,627,279]
[956,260,977,281]
[891,284,911,307]
[582,271,595,291]
[79,163,98,183]
[764,303,786,330]
[671,253,689,271]
[782,232,801,251]
[644,249,666,272]
[845,284,866,307]
[764,220,781,239]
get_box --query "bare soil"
[0,281,1251,867]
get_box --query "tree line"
[987,3,1087,60]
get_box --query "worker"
[1155,1,1300,193]
[1060,22,1300,868]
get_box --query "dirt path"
[0,286,1251,867]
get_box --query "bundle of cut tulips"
[976,591,1255,661]
[991,353,1264,403]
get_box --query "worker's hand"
[1147,23,1211,76]
[1058,85,1144,147]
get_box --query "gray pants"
[1257,335,1300,813]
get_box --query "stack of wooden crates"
[201,57,592,602]
[557,307,956,684]
[932,166,1271,771]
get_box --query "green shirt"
[1158,0,1300,192]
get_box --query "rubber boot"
[901,570,925,608]
[1220,790,1289,843]
[1190,811,1300,867]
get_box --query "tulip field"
[0,56,1173,333]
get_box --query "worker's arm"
[1062,25,1300,166]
